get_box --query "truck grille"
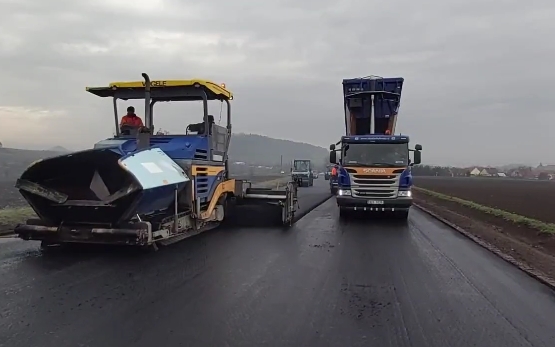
[349,173,400,199]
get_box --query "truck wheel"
[396,210,409,221]
[339,208,349,219]
[330,187,337,195]
[222,196,238,226]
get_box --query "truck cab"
[330,76,422,220]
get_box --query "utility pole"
[280,155,283,171]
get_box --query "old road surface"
[1,179,555,347]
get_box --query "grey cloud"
[0,0,554,166]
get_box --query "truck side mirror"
[329,144,335,151]
[413,150,422,165]
[329,151,337,164]
[415,144,422,151]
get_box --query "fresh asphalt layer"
[1,178,554,347]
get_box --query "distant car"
[313,171,319,179]
[280,170,285,174]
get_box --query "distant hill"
[0,134,327,181]
[48,146,70,152]
[228,134,326,166]
[0,148,68,181]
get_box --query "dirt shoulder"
[413,189,555,282]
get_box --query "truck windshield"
[294,161,310,171]
[342,143,408,167]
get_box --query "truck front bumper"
[336,195,413,212]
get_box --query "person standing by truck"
[330,165,339,194]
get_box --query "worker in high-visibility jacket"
[120,106,144,128]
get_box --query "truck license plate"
[367,200,384,205]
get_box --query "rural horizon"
[0,142,552,170]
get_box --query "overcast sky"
[0,0,554,167]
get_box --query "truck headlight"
[397,190,412,197]
[338,189,351,196]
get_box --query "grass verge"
[0,207,35,226]
[0,207,36,235]
[414,187,555,234]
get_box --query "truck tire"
[330,187,337,195]
[396,210,409,221]
[339,207,349,219]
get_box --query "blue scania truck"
[329,76,422,220]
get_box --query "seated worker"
[120,106,144,134]
[187,115,215,135]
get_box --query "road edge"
[414,203,555,290]
[293,194,333,223]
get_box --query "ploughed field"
[414,176,555,224]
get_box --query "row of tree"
[410,165,467,176]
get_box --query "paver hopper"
[14,73,298,249]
